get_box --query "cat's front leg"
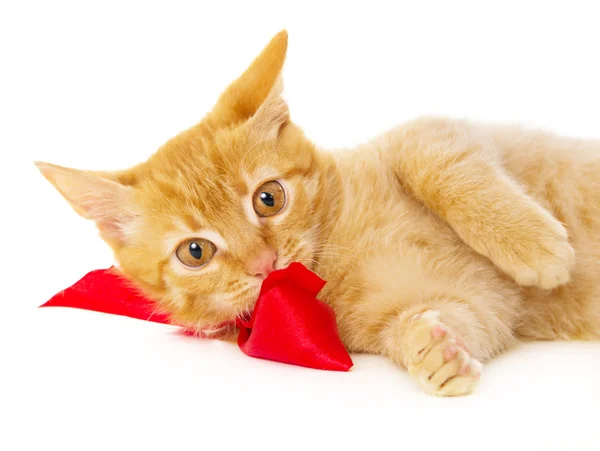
[387,117,575,289]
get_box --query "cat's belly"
[318,135,600,345]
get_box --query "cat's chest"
[329,153,453,248]
[316,153,463,292]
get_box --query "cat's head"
[36,31,329,331]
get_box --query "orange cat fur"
[36,31,600,396]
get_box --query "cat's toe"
[507,233,575,290]
[429,352,482,396]
[405,310,482,397]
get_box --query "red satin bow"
[40,263,353,372]
[236,263,353,371]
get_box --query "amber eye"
[175,238,216,268]
[253,181,286,217]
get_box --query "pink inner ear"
[97,218,127,244]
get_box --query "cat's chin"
[195,321,237,340]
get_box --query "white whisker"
[240,136,277,165]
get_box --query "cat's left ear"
[207,30,288,128]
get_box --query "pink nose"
[246,248,277,278]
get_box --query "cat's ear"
[208,30,288,127]
[34,162,138,246]
[247,93,289,141]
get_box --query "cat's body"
[36,31,600,396]
[319,122,600,360]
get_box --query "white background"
[1,1,599,450]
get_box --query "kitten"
[36,30,600,396]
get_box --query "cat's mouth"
[274,259,288,271]
[274,254,296,271]
[198,258,298,337]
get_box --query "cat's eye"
[253,181,286,217]
[175,238,216,268]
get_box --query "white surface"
[2,1,600,450]
[3,307,600,450]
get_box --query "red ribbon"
[41,267,171,324]
[40,263,353,372]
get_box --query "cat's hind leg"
[339,247,522,396]
[377,296,501,397]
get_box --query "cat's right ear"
[34,162,139,247]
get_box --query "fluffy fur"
[36,30,600,396]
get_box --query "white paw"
[499,220,575,290]
[404,310,482,397]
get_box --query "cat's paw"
[491,216,575,290]
[404,310,482,397]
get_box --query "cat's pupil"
[260,192,275,207]
[189,242,203,259]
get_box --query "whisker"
[299,257,322,267]
[312,251,349,258]
[318,243,354,252]
[240,136,276,165]
[245,146,293,170]
[204,121,237,173]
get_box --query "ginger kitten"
[36,31,600,396]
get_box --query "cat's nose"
[246,248,277,279]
